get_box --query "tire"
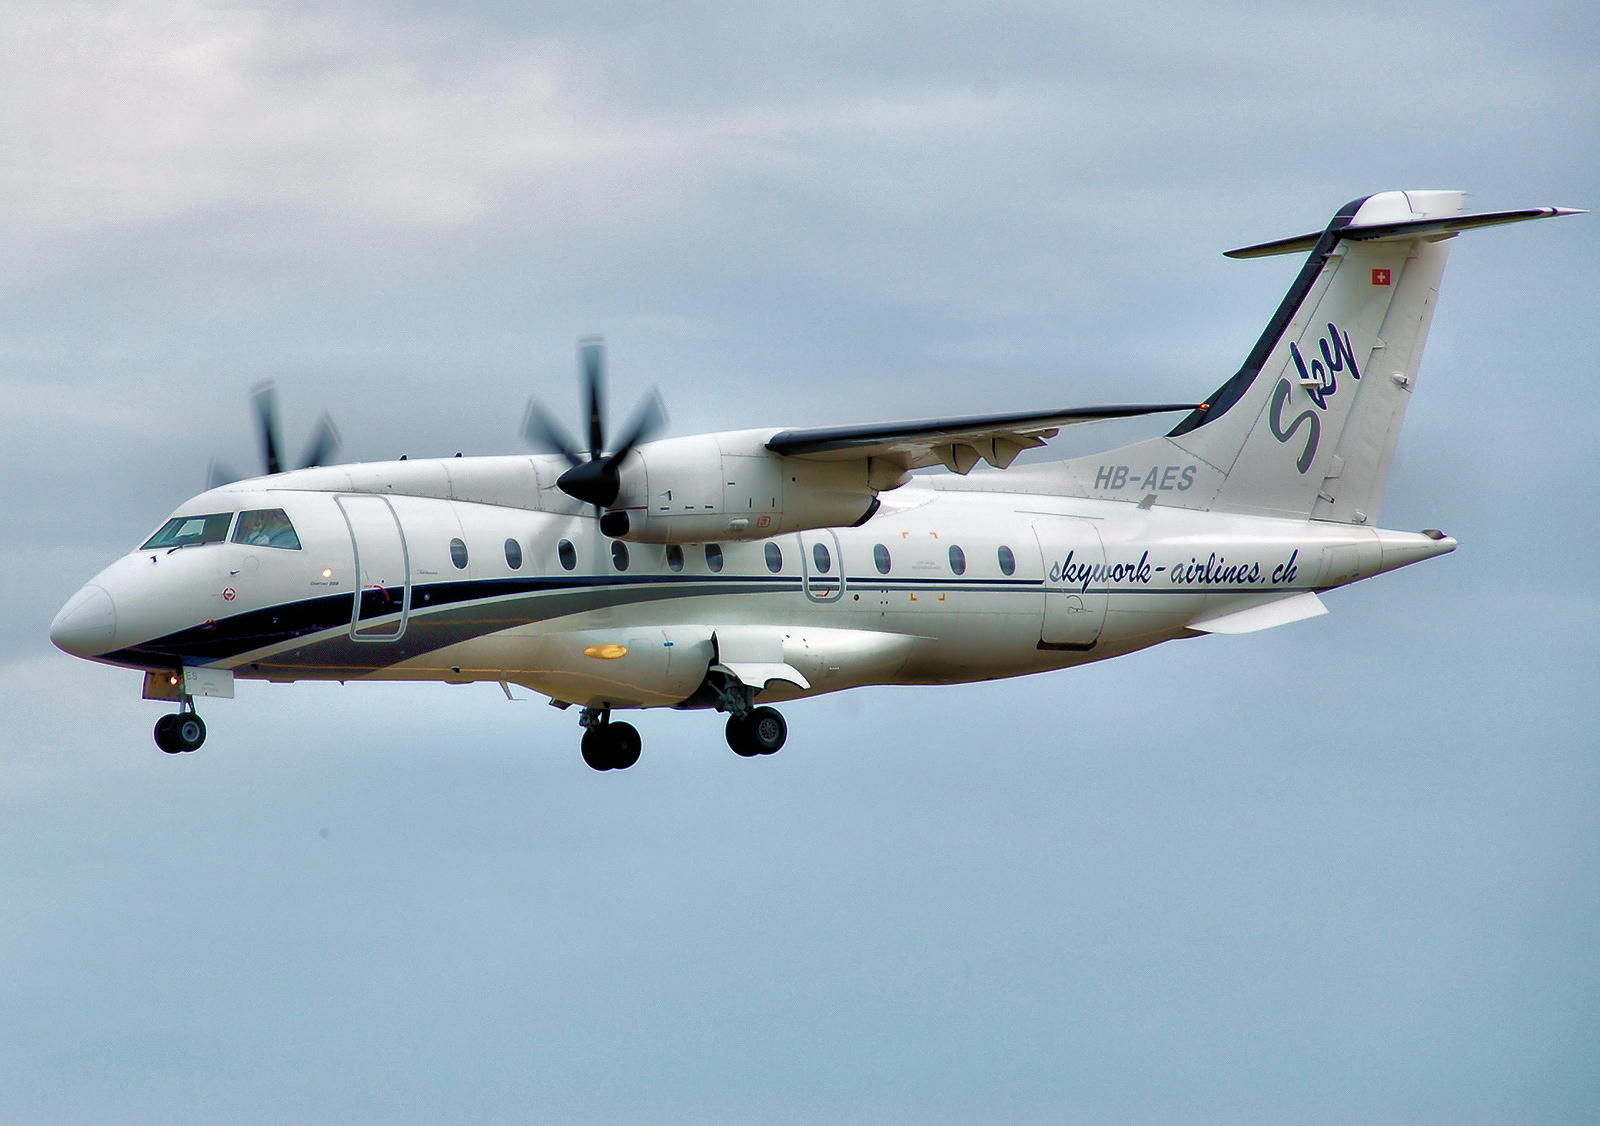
[581,728,613,771]
[154,714,181,754]
[173,714,206,753]
[747,706,787,755]
[609,722,641,769]
[725,714,761,757]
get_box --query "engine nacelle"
[602,429,907,543]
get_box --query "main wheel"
[608,722,642,769]
[173,713,206,752]
[747,706,787,755]
[154,713,181,754]
[725,714,760,756]
[581,728,613,771]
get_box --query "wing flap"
[766,403,1198,472]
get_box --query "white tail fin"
[1058,191,1580,523]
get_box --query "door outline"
[1033,518,1107,650]
[798,530,846,603]
[336,495,411,642]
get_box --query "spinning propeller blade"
[610,389,667,462]
[521,336,669,512]
[206,460,240,490]
[297,413,342,471]
[522,400,585,468]
[581,336,606,461]
[251,381,283,476]
[207,381,343,488]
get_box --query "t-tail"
[1059,191,1581,523]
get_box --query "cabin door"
[337,495,411,642]
[1033,518,1107,650]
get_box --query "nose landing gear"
[578,706,642,771]
[154,705,207,754]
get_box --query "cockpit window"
[231,508,302,550]
[142,512,234,550]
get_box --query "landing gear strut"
[579,706,641,771]
[154,701,206,754]
[713,677,786,757]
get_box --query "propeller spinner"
[523,337,667,510]
[207,380,342,489]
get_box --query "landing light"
[583,644,628,660]
[322,568,333,578]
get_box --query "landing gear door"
[337,495,411,642]
[1033,518,1107,650]
[798,531,845,603]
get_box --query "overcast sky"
[3,2,1597,1123]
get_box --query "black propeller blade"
[252,381,284,476]
[582,336,605,462]
[206,380,342,488]
[521,400,584,468]
[297,412,342,473]
[522,337,668,511]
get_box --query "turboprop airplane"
[50,190,1579,768]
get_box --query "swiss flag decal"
[1372,267,1392,286]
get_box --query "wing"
[765,403,1198,473]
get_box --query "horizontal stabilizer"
[1189,592,1327,634]
[768,403,1197,471]
[1226,206,1583,259]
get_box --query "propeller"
[207,380,343,489]
[522,336,667,510]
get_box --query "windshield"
[232,508,302,550]
[141,512,234,550]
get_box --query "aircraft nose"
[50,583,118,658]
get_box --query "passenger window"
[705,543,724,573]
[505,538,523,570]
[948,544,966,576]
[998,544,1016,576]
[764,543,783,573]
[142,512,233,550]
[450,538,468,569]
[665,544,684,572]
[557,539,577,571]
[873,543,891,574]
[231,508,301,550]
[611,540,630,572]
[812,542,831,572]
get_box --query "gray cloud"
[3,1,1598,1121]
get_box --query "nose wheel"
[154,710,207,754]
[578,707,641,771]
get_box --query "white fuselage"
[51,453,1453,711]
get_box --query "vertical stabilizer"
[1055,192,1577,523]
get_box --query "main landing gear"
[714,677,787,758]
[154,703,207,754]
[726,706,787,757]
[579,707,641,771]
[572,694,790,770]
